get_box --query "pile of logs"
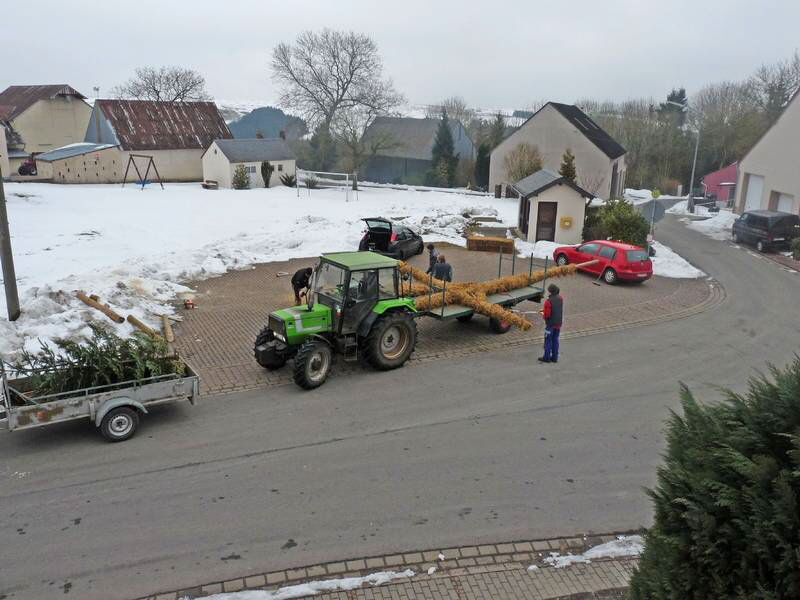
[76,291,179,344]
[398,261,579,331]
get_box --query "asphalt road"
[2,210,800,600]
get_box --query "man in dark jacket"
[291,267,313,304]
[432,254,453,282]
[426,243,439,274]
[538,283,563,363]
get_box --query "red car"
[552,240,653,284]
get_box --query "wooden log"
[89,294,99,302]
[75,291,124,324]
[161,315,175,343]
[127,315,159,338]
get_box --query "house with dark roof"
[202,138,296,188]
[81,99,232,182]
[489,102,626,200]
[0,84,91,175]
[361,116,475,185]
[510,168,594,244]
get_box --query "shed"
[511,169,594,244]
[202,138,296,189]
[35,142,123,183]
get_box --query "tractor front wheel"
[293,339,333,389]
[254,327,288,370]
[365,311,417,370]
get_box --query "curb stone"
[134,530,641,599]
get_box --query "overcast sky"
[6,0,800,112]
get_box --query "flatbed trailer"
[0,362,199,442]
[416,253,550,332]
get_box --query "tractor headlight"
[275,332,286,342]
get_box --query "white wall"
[736,93,800,215]
[202,142,233,188]
[490,104,624,199]
[0,127,9,177]
[229,160,296,189]
[525,184,586,245]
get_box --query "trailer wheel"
[365,311,417,370]
[254,327,287,370]
[99,407,139,442]
[456,313,474,323]
[489,316,512,334]
[293,339,333,389]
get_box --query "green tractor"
[254,252,418,389]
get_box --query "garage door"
[777,192,795,213]
[744,174,764,211]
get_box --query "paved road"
[2,213,800,600]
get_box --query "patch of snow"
[685,209,738,241]
[190,569,415,600]
[0,183,519,360]
[534,535,644,570]
[427,566,437,575]
[651,241,705,278]
[437,553,445,561]
[512,239,565,261]
[666,200,713,217]
[624,188,652,204]
[526,565,539,571]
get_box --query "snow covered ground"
[534,535,644,569]
[0,183,518,359]
[667,201,738,241]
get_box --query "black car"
[358,217,424,259]
[731,210,800,252]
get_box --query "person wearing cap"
[538,283,563,363]
[426,243,439,275]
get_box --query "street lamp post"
[666,100,700,214]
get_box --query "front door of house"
[535,202,558,242]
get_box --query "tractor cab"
[312,252,401,335]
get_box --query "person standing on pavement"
[291,267,313,304]
[539,283,563,363]
[432,254,453,282]
[426,243,439,274]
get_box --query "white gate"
[744,174,764,211]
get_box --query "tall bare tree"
[271,29,404,131]
[425,96,475,126]
[112,66,211,102]
[747,50,800,123]
[503,143,542,182]
[336,105,401,173]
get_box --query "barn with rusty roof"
[61,99,234,183]
[0,84,91,176]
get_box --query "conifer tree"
[487,112,506,149]
[559,149,577,182]
[232,164,250,189]
[428,109,458,187]
[261,160,274,188]
[474,143,490,189]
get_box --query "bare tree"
[425,96,475,126]
[336,105,401,173]
[111,66,211,102]
[747,51,800,122]
[271,29,404,131]
[503,143,542,182]
[578,171,607,197]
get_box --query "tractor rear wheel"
[364,311,417,370]
[254,327,287,370]
[293,339,332,389]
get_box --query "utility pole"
[0,166,20,321]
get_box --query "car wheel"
[732,231,740,243]
[556,254,569,266]
[416,241,424,255]
[603,268,617,284]
[756,239,766,253]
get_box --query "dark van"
[731,210,800,252]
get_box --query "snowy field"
[0,182,517,359]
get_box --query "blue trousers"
[543,327,560,362]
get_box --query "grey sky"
[6,0,800,112]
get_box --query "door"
[519,197,530,237]
[744,174,764,211]
[342,270,378,334]
[596,244,617,274]
[573,242,601,273]
[777,193,795,213]
[535,202,558,242]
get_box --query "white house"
[510,169,593,245]
[490,102,626,200]
[736,90,800,215]
[202,138,296,189]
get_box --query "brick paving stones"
[173,244,722,396]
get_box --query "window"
[378,268,396,299]
[598,245,616,260]
[349,270,378,301]
[278,164,283,171]
[314,262,346,301]
[626,250,648,262]
[214,149,217,154]
[577,243,600,255]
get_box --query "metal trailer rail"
[415,252,550,326]
[0,362,199,442]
